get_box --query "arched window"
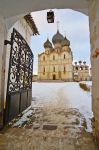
[64,54,66,59]
[76,66,78,70]
[53,66,55,72]
[85,66,88,70]
[64,67,66,72]
[43,56,45,61]
[53,55,55,60]
[80,66,83,70]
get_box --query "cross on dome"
[56,21,60,31]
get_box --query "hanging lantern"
[47,10,54,23]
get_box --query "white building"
[38,30,73,81]
[73,61,91,81]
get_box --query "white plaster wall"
[0,18,4,108]
[0,16,7,127]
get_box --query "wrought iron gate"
[5,28,33,123]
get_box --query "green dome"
[44,39,52,48]
[52,30,64,44]
[61,36,70,47]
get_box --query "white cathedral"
[38,29,73,81]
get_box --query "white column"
[0,16,7,127]
[89,0,99,138]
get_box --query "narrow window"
[85,66,88,70]
[53,55,55,60]
[43,67,45,74]
[64,67,66,72]
[64,54,66,59]
[43,56,45,61]
[53,67,55,72]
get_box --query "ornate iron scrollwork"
[7,28,33,93]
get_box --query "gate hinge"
[4,40,11,45]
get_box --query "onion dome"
[52,30,64,44]
[61,36,70,47]
[44,38,52,48]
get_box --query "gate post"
[89,0,99,139]
[0,16,7,128]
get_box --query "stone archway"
[0,0,99,138]
[1,0,90,32]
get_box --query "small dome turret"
[61,36,70,47]
[44,38,52,48]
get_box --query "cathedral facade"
[38,30,73,81]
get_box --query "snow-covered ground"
[10,81,92,131]
[5,81,99,150]
[32,81,92,132]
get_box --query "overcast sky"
[31,9,90,75]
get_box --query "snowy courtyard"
[32,81,92,132]
[0,81,99,150]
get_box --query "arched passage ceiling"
[1,0,90,18]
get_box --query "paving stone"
[25,125,33,129]
[33,123,40,129]
[64,125,76,129]
[42,124,57,130]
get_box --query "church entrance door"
[53,75,56,80]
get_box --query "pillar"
[89,0,99,138]
[0,16,7,128]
